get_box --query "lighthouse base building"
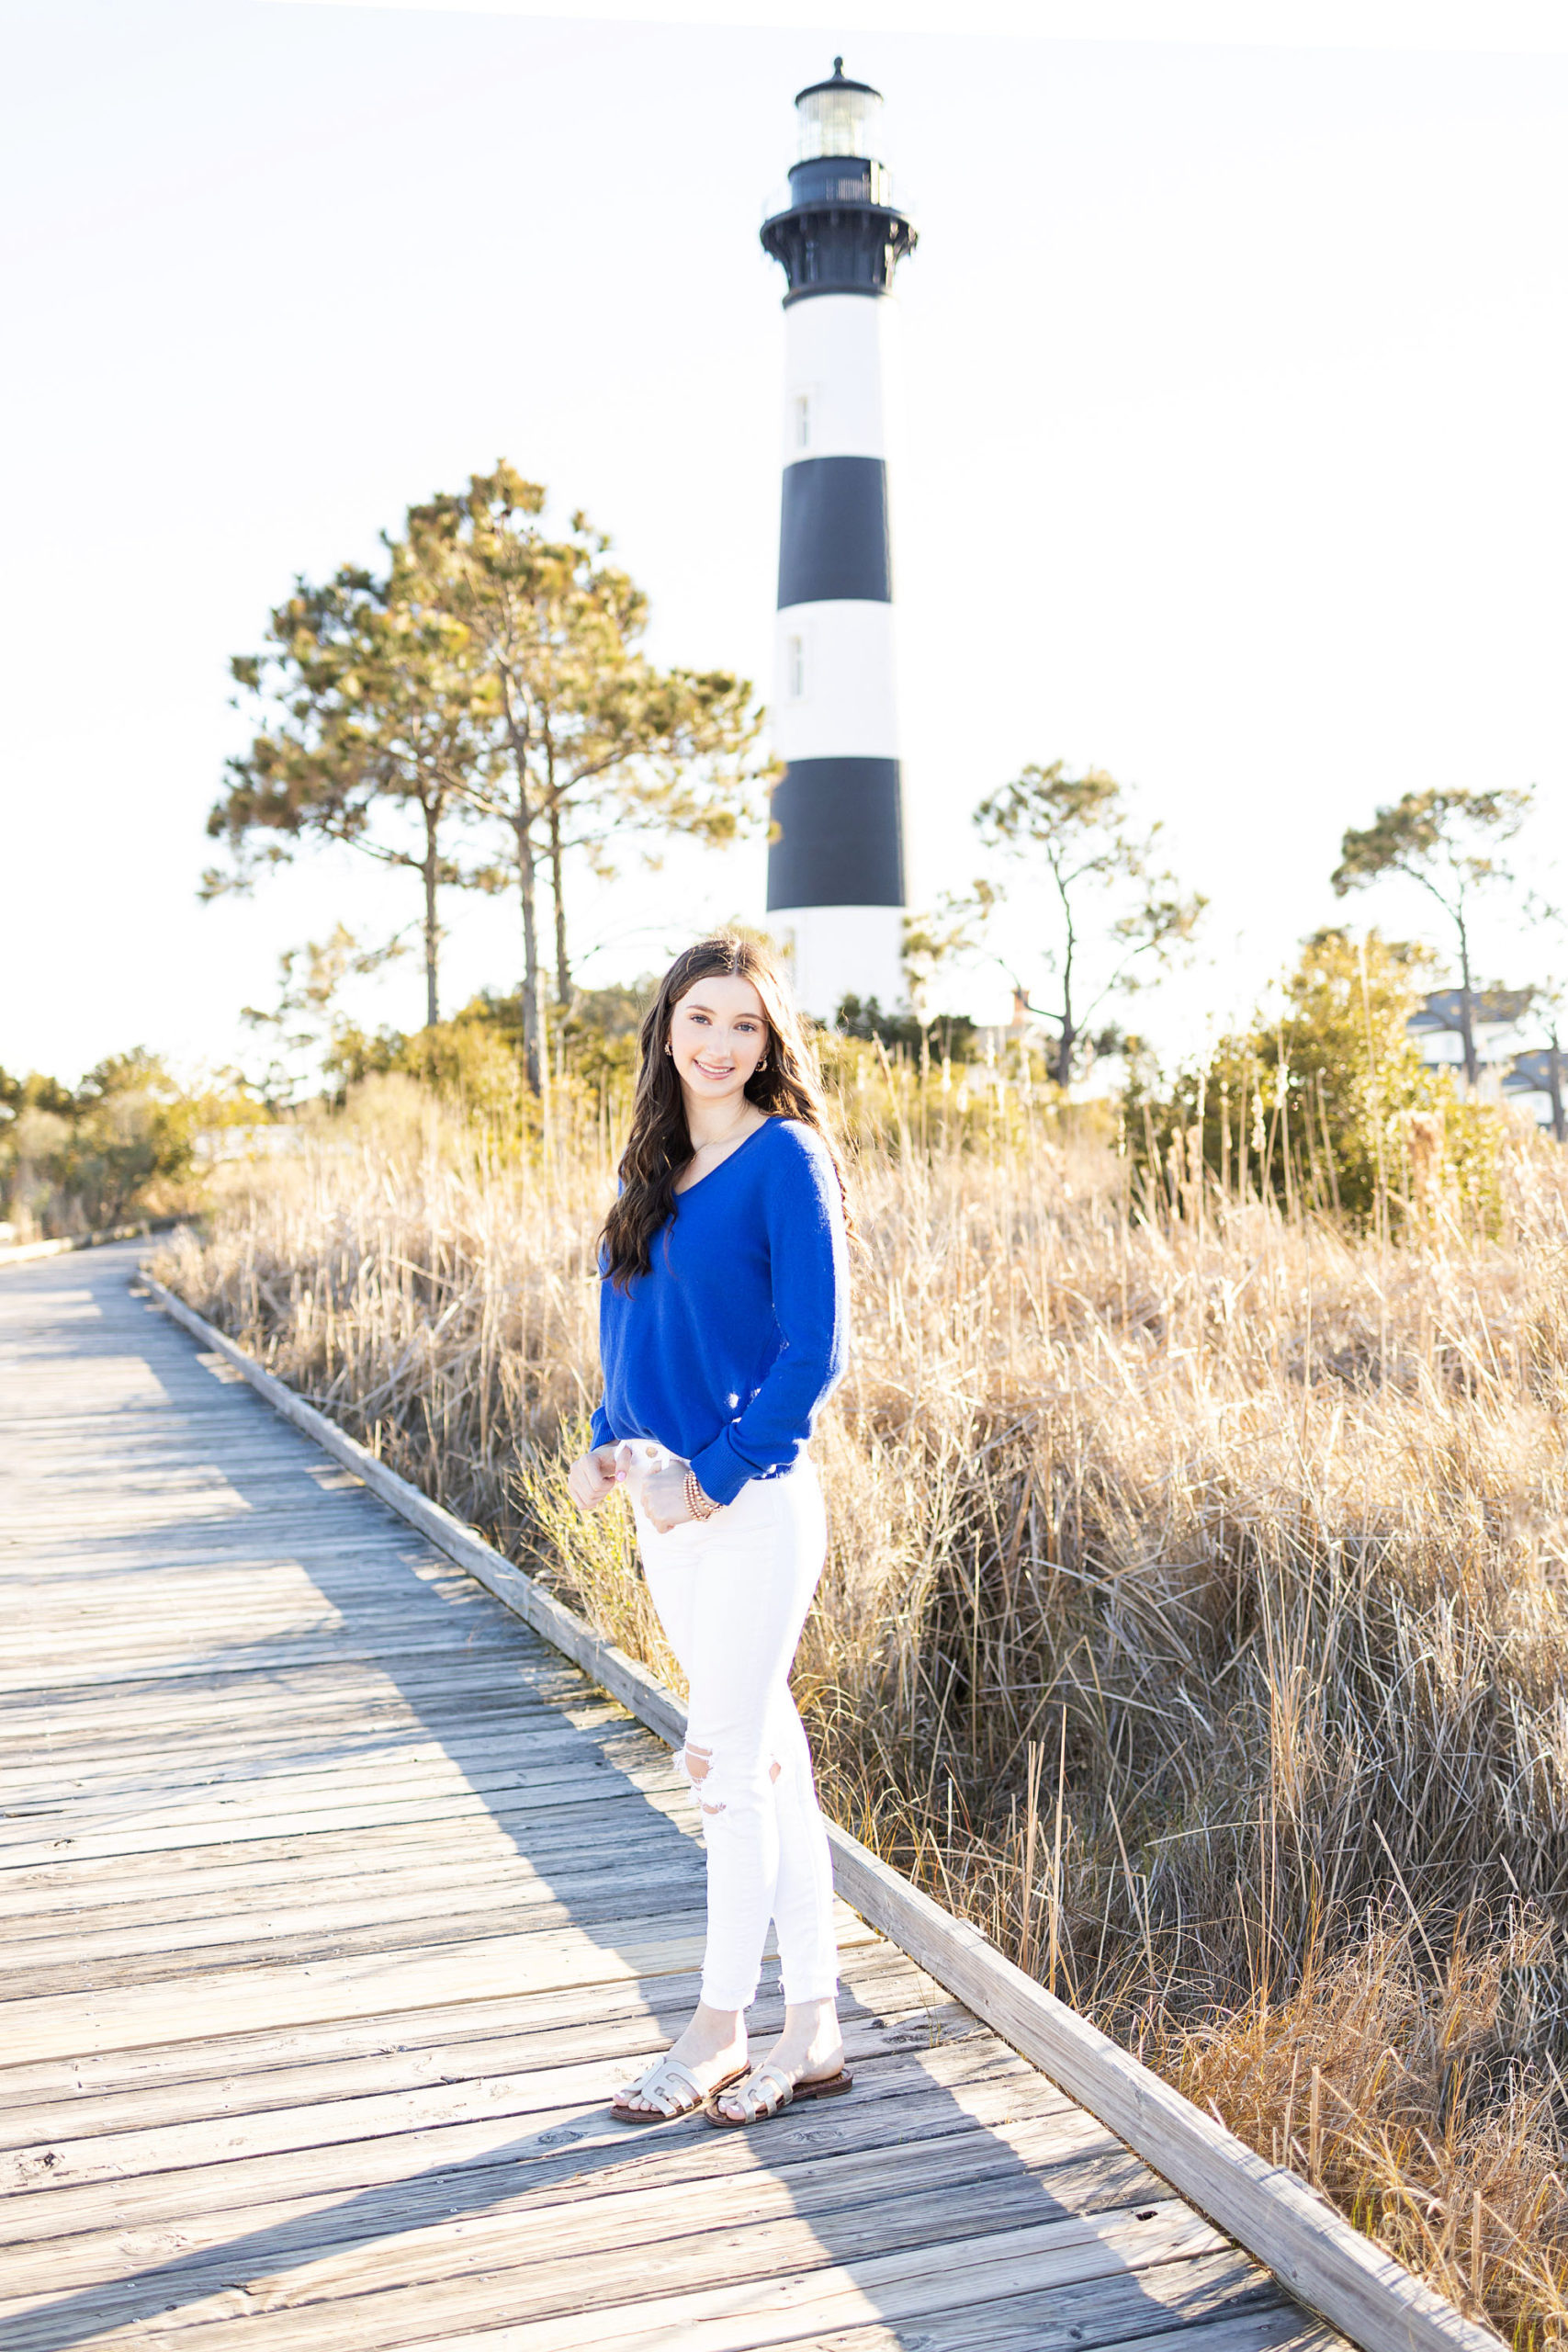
[761,62,916,1023]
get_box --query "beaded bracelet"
[683,1468,720,1521]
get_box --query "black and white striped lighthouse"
[760,61,917,1021]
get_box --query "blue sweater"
[589,1117,849,1506]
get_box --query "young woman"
[568,933,852,2129]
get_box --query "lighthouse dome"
[795,59,882,162]
[761,56,915,302]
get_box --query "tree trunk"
[1054,869,1077,1091]
[548,800,570,1004]
[499,683,547,1098]
[513,808,547,1095]
[1457,916,1478,1089]
[422,814,440,1033]
[1055,959,1076,1088]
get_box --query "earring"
[757,1057,768,1070]
[665,1043,672,1057]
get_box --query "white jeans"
[626,1446,838,2013]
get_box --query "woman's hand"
[567,1445,624,1514]
[640,1462,696,1533]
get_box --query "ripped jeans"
[626,1448,838,2014]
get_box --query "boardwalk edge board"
[0,1217,173,1266]
[132,1267,1498,2352]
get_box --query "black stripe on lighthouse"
[776,457,891,607]
[768,757,906,909]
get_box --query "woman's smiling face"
[668,974,770,1103]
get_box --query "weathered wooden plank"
[3,1699,656,1778]
[0,1657,592,1745]
[0,1725,670,1845]
[0,1729,665,1822]
[0,1860,726,1996]
[28,2203,1230,2352]
[0,1994,968,2191]
[0,1223,155,1265]
[0,2018,1086,2202]
[0,2062,1088,2308]
[0,1528,476,1575]
[0,1488,439,1522]
[395,2229,1293,2352]
[667,2298,1329,2352]
[0,1577,490,1621]
[0,1614,516,1673]
[0,1704,626,1794]
[0,1911,724,2064]
[0,1420,352,1453]
[0,1792,697,1925]
[0,1802,693,1926]
[0,1942,948,2119]
[0,1600,519,1664]
[0,1823,692,1931]
[0,1762,702,1871]
[0,1841,705,1970]
[0,1969,971,2152]
[0,1522,434,1566]
[1,2191,1219,2352]
[0,1901,881,2065]
[0,2036,1026,2246]
[0,1633,581,1696]
[0,1690,592,1762]
[0,1555,481,1605]
[0,1887,719,2002]
[0,1630,550,1696]
[0,1475,386,1514]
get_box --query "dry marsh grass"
[158,1074,1568,2342]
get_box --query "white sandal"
[706,2060,854,2129]
[610,2055,749,2126]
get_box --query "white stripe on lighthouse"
[773,602,898,763]
[781,294,892,462]
[773,903,906,1022]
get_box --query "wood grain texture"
[0,1245,1472,2352]
[140,1271,689,1747]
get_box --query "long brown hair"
[600,933,850,1288]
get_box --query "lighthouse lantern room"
[760,62,917,1022]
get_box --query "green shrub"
[1128,929,1520,1233]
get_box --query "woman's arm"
[688,1130,848,1506]
[572,1385,621,1514]
[573,1304,619,1509]
[568,1443,624,1512]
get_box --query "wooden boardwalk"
[0,1245,1338,2352]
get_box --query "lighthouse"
[761,61,917,1022]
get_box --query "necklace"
[689,1108,756,1158]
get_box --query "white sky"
[3,0,1565,1081]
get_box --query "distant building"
[1501,1045,1567,1139]
[1405,989,1533,1098]
[1405,988,1568,1137]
